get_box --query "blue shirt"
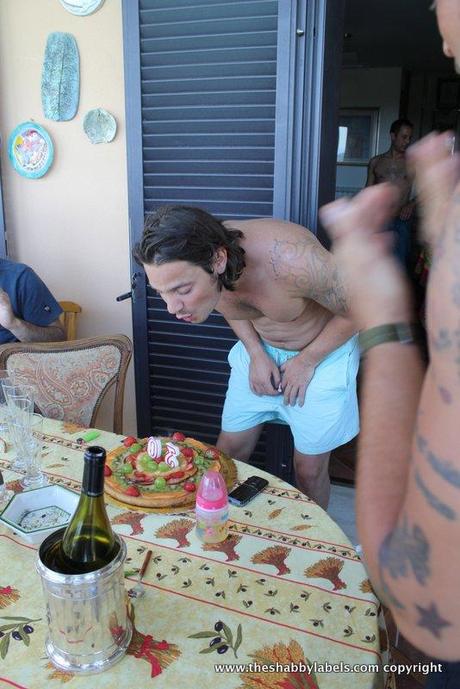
[0,259,62,344]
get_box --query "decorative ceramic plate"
[8,122,54,179]
[83,108,117,144]
[0,484,79,545]
[59,0,105,16]
[42,32,80,121]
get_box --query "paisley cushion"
[5,345,122,426]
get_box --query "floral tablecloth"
[0,419,394,689]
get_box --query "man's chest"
[375,158,408,183]
[218,292,307,323]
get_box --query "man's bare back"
[217,218,343,351]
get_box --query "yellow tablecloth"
[0,419,394,689]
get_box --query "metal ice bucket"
[36,528,132,674]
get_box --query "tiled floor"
[328,483,358,545]
[329,481,428,688]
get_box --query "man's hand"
[249,351,281,396]
[0,289,17,331]
[320,184,413,331]
[408,131,460,247]
[279,353,315,406]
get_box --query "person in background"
[0,257,65,343]
[134,207,358,510]
[319,2,460,684]
[366,118,416,269]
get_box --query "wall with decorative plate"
[0,0,136,435]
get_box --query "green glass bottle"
[59,446,118,573]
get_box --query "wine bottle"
[58,446,118,573]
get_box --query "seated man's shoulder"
[0,258,33,280]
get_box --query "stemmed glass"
[0,372,17,508]
[20,414,48,489]
[0,371,16,435]
[2,381,35,472]
[5,400,34,472]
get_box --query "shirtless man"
[134,206,359,509]
[366,118,415,267]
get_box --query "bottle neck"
[81,458,105,497]
[80,446,107,497]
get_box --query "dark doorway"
[330,0,459,485]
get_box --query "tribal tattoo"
[378,515,430,587]
[414,469,457,520]
[430,325,460,382]
[430,327,453,351]
[269,238,348,314]
[416,432,460,489]
[438,386,453,404]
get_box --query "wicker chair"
[0,335,132,434]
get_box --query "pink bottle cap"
[196,469,228,510]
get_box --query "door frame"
[122,0,151,435]
[273,0,345,235]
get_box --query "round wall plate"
[8,122,54,179]
[83,108,117,144]
[59,0,105,16]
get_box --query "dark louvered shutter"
[138,0,278,468]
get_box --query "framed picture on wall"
[337,108,379,165]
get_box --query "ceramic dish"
[0,485,79,545]
[8,121,54,179]
[83,108,117,144]
[59,0,105,16]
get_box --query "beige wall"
[0,0,136,434]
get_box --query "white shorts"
[221,337,360,455]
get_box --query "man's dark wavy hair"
[133,205,246,291]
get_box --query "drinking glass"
[2,381,35,409]
[0,371,16,434]
[5,397,34,472]
[20,414,47,489]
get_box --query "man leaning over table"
[320,1,460,684]
[134,206,359,510]
[0,257,65,344]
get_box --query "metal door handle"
[116,272,142,302]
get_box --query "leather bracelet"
[359,322,424,357]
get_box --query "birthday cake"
[104,432,236,510]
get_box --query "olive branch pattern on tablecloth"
[188,619,243,658]
[0,615,41,660]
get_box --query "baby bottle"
[195,470,229,543]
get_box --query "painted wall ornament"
[8,122,54,179]
[59,0,105,16]
[42,32,80,121]
[83,108,117,144]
